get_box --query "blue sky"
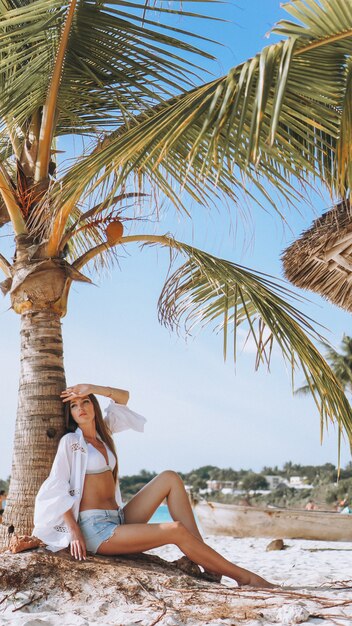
[1,0,351,480]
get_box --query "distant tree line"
[118,462,352,504]
[0,477,10,493]
[119,469,157,501]
[2,463,352,507]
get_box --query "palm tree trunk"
[0,309,66,546]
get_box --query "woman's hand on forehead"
[60,384,92,402]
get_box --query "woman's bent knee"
[166,520,187,541]
[158,470,182,484]
[169,520,191,548]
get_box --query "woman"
[33,383,273,588]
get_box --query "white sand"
[150,534,352,587]
[151,536,352,624]
[1,536,352,625]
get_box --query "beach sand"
[1,536,352,625]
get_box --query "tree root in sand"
[0,549,351,625]
[171,556,222,583]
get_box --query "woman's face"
[69,395,95,426]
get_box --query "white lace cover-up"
[33,401,146,552]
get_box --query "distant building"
[264,475,285,490]
[206,480,236,493]
[289,476,313,489]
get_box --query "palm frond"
[336,61,352,196]
[295,382,314,396]
[0,161,26,233]
[0,201,9,226]
[0,0,218,138]
[35,0,78,183]
[51,0,352,239]
[274,0,352,41]
[0,0,65,129]
[0,251,11,276]
[45,0,352,252]
[59,192,147,251]
[152,237,352,444]
[296,334,352,397]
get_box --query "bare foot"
[242,572,275,589]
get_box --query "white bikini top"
[86,441,116,475]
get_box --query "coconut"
[105,220,123,245]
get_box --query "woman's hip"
[78,508,125,553]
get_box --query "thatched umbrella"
[283,201,352,312]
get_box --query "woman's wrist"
[63,511,80,532]
[91,384,112,398]
[94,385,129,404]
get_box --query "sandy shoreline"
[150,535,352,588]
[1,536,352,625]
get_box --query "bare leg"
[97,521,273,588]
[123,470,220,579]
[123,471,202,539]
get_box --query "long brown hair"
[64,394,118,482]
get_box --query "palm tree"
[296,335,352,396]
[295,335,352,459]
[0,0,351,544]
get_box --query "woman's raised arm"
[61,384,129,405]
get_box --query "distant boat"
[194,501,352,541]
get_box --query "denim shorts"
[78,508,125,554]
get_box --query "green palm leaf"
[65,227,352,448]
[296,335,352,397]
[151,237,352,445]
[0,200,8,225]
[0,0,217,135]
[54,0,352,229]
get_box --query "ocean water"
[148,505,202,531]
[149,504,173,524]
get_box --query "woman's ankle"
[232,567,251,586]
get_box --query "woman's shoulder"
[54,431,86,459]
[60,431,79,442]
[58,431,81,449]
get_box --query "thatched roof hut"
[282,201,352,312]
